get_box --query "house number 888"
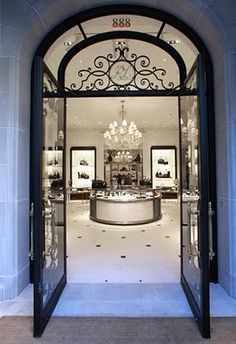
[112,18,131,28]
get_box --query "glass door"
[31,56,66,337]
[180,55,210,338]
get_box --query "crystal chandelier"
[114,151,133,162]
[104,100,142,149]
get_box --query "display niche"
[70,146,96,188]
[151,146,177,189]
[104,149,143,187]
[43,147,63,189]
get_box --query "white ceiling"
[66,96,178,132]
[45,14,198,78]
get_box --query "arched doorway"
[31,5,217,338]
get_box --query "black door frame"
[179,55,211,338]
[31,58,67,337]
[31,3,217,337]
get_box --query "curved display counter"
[90,188,162,225]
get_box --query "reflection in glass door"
[31,57,66,337]
[180,55,211,338]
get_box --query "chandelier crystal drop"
[104,100,142,149]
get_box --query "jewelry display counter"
[90,188,162,225]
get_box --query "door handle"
[29,202,34,261]
[208,202,215,260]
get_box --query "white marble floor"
[67,201,181,284]
[1,200,236,317]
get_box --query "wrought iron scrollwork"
[69,46,176,92]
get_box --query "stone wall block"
[215,127,229,199]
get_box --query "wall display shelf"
[43,147,63,189]
[70,146,96,189]
[151,146,177,190]
[104,150,143,186]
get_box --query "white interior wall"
[0,0,235,300]
[66,127,179,184]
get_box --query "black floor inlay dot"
[77,236,82,239]
[146,244,151,247]
[121,255,126,258]
[105,280,108,282]
[141,229,146,232]
[102,230,106,232]
[171,219,174,221]
[157,224,161,226]
[96,244,101,247]
[139,280,142,283]
[165,236,170,238]
[121,236,126,239]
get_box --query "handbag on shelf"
[51,179,63,188]
[92,179,107,189]
[81,172,89,179]
[80,159,88,166]
[134,154,141,162]
[48,171,60,179]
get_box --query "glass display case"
[90,187,161,225]
[70,146,96,188]
[151,146,177,189]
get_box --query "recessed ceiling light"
[168,114,172,117]
[98,121,102,124]
[144,121,148,124]
[163,58,167,62]
[64,41,72,46]
[74,115,78,119]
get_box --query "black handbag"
[51,179,63,188]
[81,172,89,179]
[134,154,141,162]
[92,180,107,189]
[80,159,88,166]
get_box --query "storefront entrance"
[30,5,217,338]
